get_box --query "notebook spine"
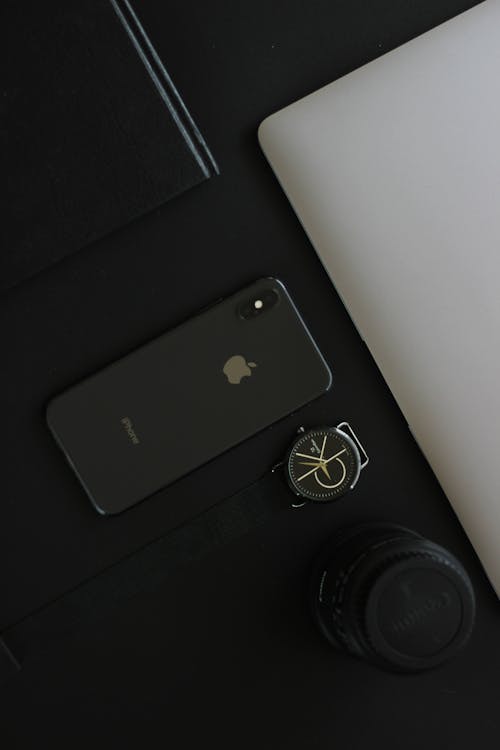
[110,0,218,179]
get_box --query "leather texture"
[2,0,217,291]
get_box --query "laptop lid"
[259,1,500,594]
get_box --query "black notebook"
[2,0,218,292]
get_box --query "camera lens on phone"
[239,288,279,319]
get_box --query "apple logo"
[223,355,257,384]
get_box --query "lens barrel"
[311,523,475,672]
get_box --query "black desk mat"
[1,1,497,747]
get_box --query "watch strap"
[1,470,287,681]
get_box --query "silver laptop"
[259,0,500,594]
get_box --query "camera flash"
[254,299,263,309]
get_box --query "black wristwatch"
[281,421,369,506]
[0,420,368,682]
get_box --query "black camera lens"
[310,523,475,672]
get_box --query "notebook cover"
[2,0,218,292]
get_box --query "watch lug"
[336,421,369,469]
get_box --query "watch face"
[286,427,360,502]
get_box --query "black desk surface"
[2,1,498,747]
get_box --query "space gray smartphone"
[46,278,332,514]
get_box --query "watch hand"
[295,451,323,461]
[319,462,331,480]
[323,448,348,464]
[297,464,324,482]
[315,461,346,489]
[319,435,327,462]
[297,445,348,483]
[297,460,332,483]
